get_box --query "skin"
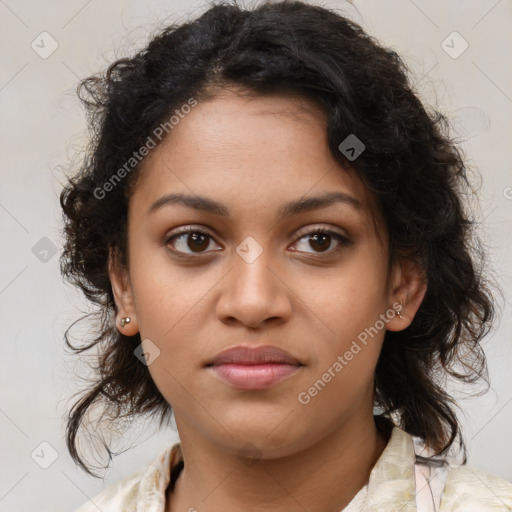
[109,88,427,512]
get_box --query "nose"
[215,245,293,330]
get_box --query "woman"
[60,1,512,510]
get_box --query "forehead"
[129,90,382,232]
[155,89,332,171]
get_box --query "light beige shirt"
[74,425,512,511]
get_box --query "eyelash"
[164,225,351,258]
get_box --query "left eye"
[292,230,350,254]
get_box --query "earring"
[120,317,131,327]
[397,304,404,320]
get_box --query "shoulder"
[409,428,511,512]
[73,442,182,512]
[440,463,512,511]
[73,469,145,512]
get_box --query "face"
[110,89,423,459]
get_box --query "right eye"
[164,227,222,256]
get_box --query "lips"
[206,345,302,367]
[205,345,303,390]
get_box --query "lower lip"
[208,363,302,390]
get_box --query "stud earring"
[120,317,131,327]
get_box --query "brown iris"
[187,232,210,252]
[308,232,332,252]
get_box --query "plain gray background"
[0,1,511,511]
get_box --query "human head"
[60,0,494,476]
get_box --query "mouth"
[205,345,304,390]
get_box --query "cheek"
[127,242,227,385]
[295,275,386,420]
[297,249,389,394]
[305,249,389,340]
[128,239,198,335]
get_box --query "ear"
[385,257,427,332]
[108,248,139,336]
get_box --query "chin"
[210,421,306,460]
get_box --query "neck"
[166,413,390,512]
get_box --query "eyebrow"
[148,191,363,218]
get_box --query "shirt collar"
[141,425,418,512]
[363,425,418,511]
[136,441,183,512]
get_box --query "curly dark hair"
[59,0,497,477]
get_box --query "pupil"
[310,233,330,252]
[188,233,208,252]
